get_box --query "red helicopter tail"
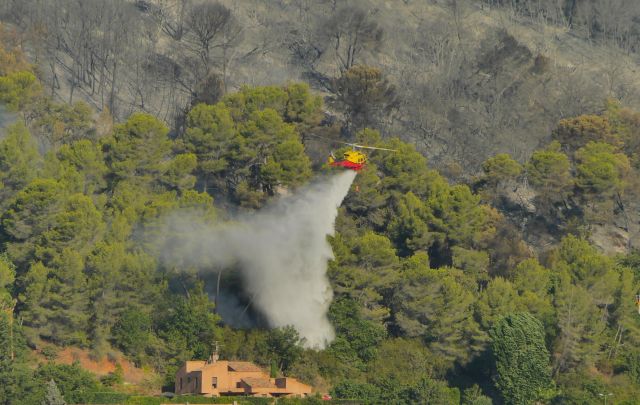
[329,160,365,171]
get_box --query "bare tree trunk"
[109,60,118,114]
[567,0,578,28]
[222,46,228,93]
[451,0,462,42]
[49,62,59,97]
[69,74,76,104]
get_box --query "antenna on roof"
[208,340,223,364]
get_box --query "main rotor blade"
[345,143,399,152]
[306,134,398,152]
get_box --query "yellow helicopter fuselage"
[342,150,367,164]
[328,150,368,171]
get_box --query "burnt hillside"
[3,0,640,173]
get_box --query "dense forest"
[0,0,639,404]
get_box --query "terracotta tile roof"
[241,377,276,389]
[185,361,206,372]
[227,362,263,372]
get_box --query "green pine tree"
[0,123,41,209]
[41,379,66,405]
[0,312,39,404]
[490,313,554,404]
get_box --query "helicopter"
[326,141,398,171]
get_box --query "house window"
[195,377,198,390]
[180,377,183,390]
[212,377,218,388]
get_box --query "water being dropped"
[156,170,357,348]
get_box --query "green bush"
[81,391,130,404]
[331,380,381,401]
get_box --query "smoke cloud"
[156,171,357,348]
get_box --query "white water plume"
[157,170,357,348]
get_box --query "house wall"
[175,366,189,394]
[280,378,312,396]
[199,362,235,395]
[175,361,209,394]
[175,369,202,394]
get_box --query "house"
[174,352,312,398]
